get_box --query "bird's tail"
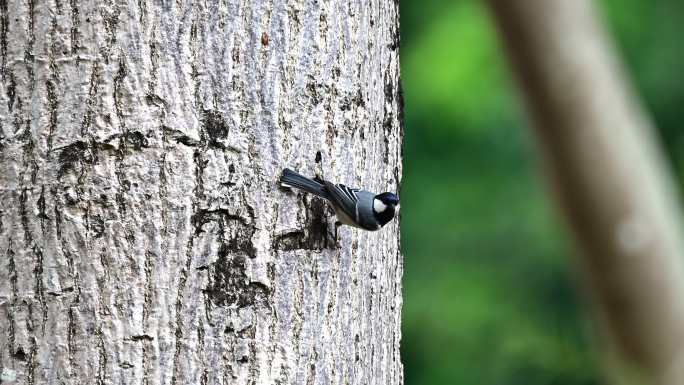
[280,168,329,198]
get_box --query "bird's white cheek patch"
[374,198,387,213]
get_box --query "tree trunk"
[0,1,403,384]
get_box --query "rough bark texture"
[0,1,403,384]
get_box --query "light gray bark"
[0,1,404,384]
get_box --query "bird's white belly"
[334,206,363,228]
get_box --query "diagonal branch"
[487,1,684,383]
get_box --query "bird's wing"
[323,181,360,222]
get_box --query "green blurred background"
[399,1,684,384]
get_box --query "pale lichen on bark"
[0,0,403,384]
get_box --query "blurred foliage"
[399,0,684,384]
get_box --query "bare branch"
[487,1,684,383]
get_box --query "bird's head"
[373,192,400,227]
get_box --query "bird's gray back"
[355,190,379,230]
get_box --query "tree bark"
[0,1,404,384]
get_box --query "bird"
[279,168,399,231]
